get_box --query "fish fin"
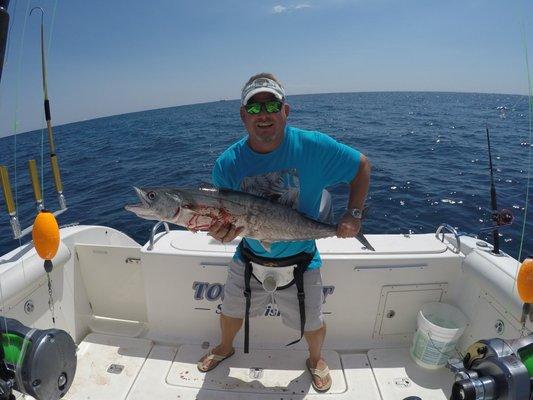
[356,232,375,251]
[259,241,272,252]
[198,182,217,190]
[278,188,299,208]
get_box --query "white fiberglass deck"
[4,225,530,400]
[63,333,454,400]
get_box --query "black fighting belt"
[238,241,315,353]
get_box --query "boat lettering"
[193,281,335,305]
[192,282,225,301]
[322,286,334,303]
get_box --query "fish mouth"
[133,187,151,206]
[124,203,157,220]
[124,203,150,215]
[125,187,155,219]
[172,207,181,220]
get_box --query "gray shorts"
[222,259,324,332]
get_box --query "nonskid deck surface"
[61,333,454,400]
[63,333,153,400]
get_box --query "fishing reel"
[0,317,76,400]
[479,208,514,234]
[446,334,533,400]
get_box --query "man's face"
[240,92,290,153]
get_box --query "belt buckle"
[263,260,281,268]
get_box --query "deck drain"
[24,300,34,314]
[494,319,505,335]
[249,367,264,379]
[107,364,124,374]
[394,377,411,388]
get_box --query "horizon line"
[2,88,530,138]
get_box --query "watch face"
[349,208,362,218]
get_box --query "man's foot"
[197,346,235,373]
[306,358,332,392]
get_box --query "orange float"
[32,210,59,272]
[517,257,533,303]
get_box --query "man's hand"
[208,221,244,243]
[336,212,361,238]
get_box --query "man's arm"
[336,154,371,238]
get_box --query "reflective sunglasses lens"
[265,101,282,113]
[245,103,261,114]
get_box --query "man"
[197,73,371,392]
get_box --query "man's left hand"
[336,212,361,238]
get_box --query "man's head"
[240,73,290,153]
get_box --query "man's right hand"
[208,221,244,243]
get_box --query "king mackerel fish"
[125,187,375,251]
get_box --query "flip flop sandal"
[306,358,332,392]
[197,349,235,373]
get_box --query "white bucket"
[410,302,468,369]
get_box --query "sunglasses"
[244,100,283,115]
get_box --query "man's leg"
[198,257,271,372]
[304,323,326,365]
[198,313,243,371]
[219,313,243,351]
[304,323,331,390]
[277,268,331,390]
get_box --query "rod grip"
[44,98,51,121]
[0,165,15,214]
[28,159,42,202]
[50,154,63,192]
[47,120,56,154]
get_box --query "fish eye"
[147,191,156,200]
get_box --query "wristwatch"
[346,208,362,219]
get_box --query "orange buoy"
[517,257,533,303]
[32,210,59,272]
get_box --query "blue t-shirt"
[212,125,361,269]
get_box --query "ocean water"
[0,92,531,260]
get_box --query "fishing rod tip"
[29,6,44,17]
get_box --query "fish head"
[125,187,184,222]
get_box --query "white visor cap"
[241,77,285,105]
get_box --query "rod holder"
[0,165,21,238]
[10,213,21,238]
[57,191,66,210]
[28,159,44,211]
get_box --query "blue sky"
[0,0,531,136]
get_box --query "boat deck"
[62,333,454,400]
[7,227,524,400]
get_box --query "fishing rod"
[0,0,9,83]
[1,6,76,400]
[484,126,513,254]
[30,6,66,211]
[0,1,20,237]
[1,7,67,239]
